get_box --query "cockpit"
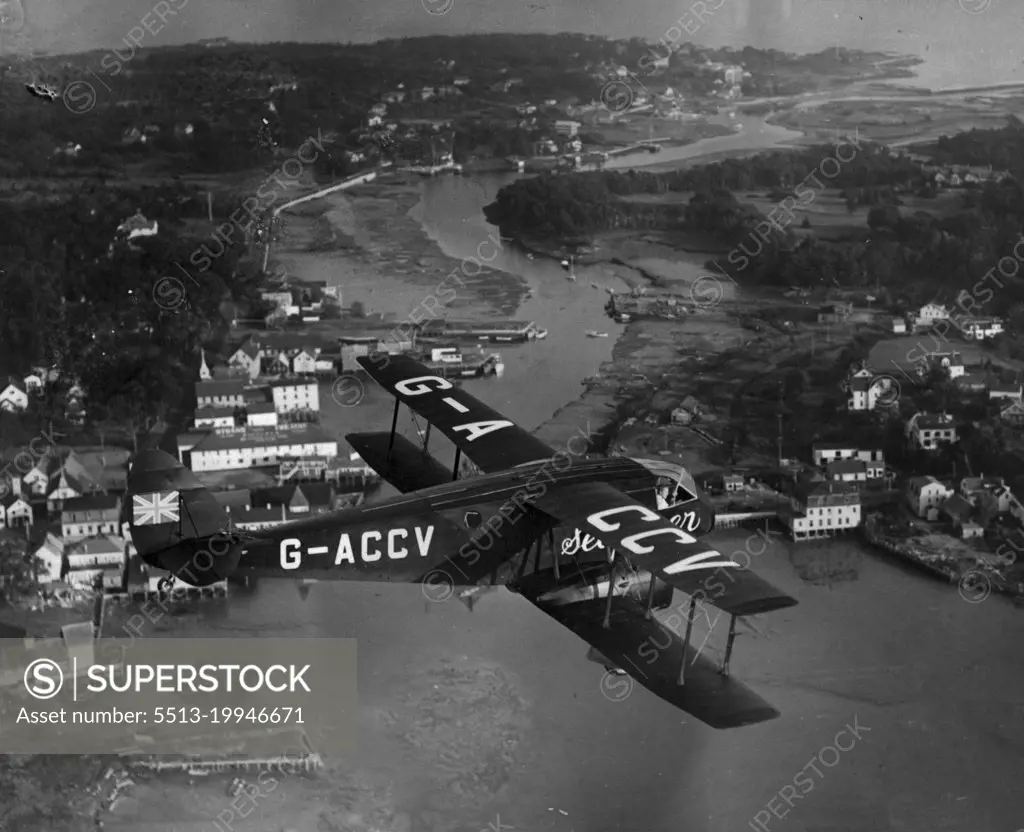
[627,458,700,507]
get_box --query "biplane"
[127,354,796,728]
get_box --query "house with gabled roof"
[31,533,64,582]
[941,494,984,539]
[228,340,262,380]
[1000,399,1024,427]
[1,493,33,529]
[0,377,28,412]
[250,483,336,515]
[906,475,953,520]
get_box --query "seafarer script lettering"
[279,526,435,569]
[561,512,700,556]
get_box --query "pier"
[414,319,539,343]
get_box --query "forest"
[484,130,1024,312]
[0,183,265,447]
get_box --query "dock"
[414,319,539,344]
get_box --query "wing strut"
[720,615,737,676]
[679,595,697,685]
[386,398,400,463]
[452,447,461,481]
[550,529,559,581]
[602,550,617,629]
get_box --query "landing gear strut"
[157,574,176,596]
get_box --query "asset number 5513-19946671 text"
[153,706,303,725]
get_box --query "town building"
[847,375,895,411]
[195,406,237,429]
[177,426,338,473]
[268,377,319,414]
[195,379,247,409]
[906,476,953,520]
[826,459,867,483]
[955,374,987,394]
[989,383,1023,402]
[960,317,1003,340]
[925,352,965,379]
[905,412,958,450]
[913,303,948,329]
[31,533,64,582]
[228,342,262,380]
[0,377,29,412]
[782,480,861,541]
[1,494,33,529]
[892,317,907,334]
[941,495,984,539]
[250,483,337,516]
[245,401,278,427]
[61,494,123,541]
[1001,400,1024,426]
[960,476,1013,513]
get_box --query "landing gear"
[157,574,176,596]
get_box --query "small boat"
[586,330,609,338]
[526,253,534,260]
[591,282,599,288]
[534,328,548,339]
[568,273,576,281]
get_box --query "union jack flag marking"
[132,491,180,526]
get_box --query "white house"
[291,350,317,376]
[0,377,29,412]
[915,303,948,328]
[228,342,262,380]
[906,476,953,520]
[1,494,32,528]
[905,412,958,450]
[31,533,64,583]
[847,375,897,411]
[269,378,319,414]
[892,317,907,334]
[66,535,125,571]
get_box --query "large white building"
[178,426,338,473]
[782,480,861,541]
[269,377,319,413]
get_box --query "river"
[126,122,1024,832]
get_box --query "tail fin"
[127,449,242,586]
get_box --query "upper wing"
[536,480,740,576]
[357,354,556,472]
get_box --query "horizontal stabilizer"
[519,579,779,729]
[346,432,453,492]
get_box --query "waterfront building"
[906,476,953,520]
[781,480,861,541]
[177,425,338,473]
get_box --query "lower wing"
[515,569,780,728]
